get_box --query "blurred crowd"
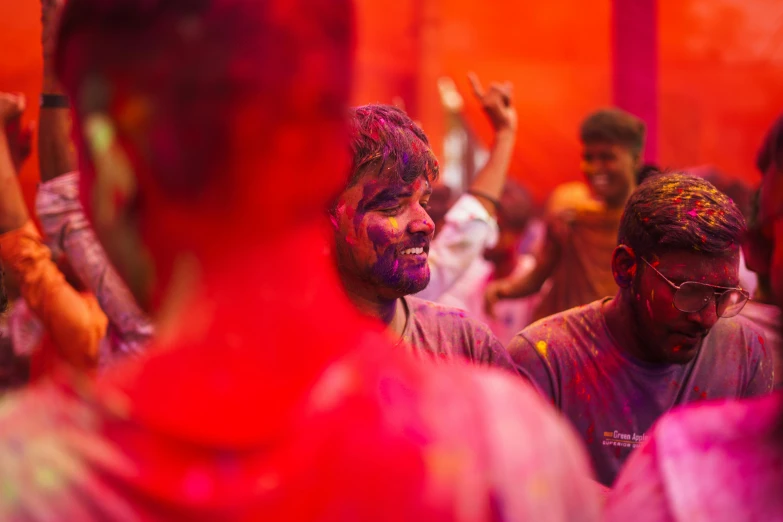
[0,0,781,520]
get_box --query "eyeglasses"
[641,258,750,318]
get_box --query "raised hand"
[0,93,33,172]
[468,72,517,134]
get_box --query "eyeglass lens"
[673,282,748,318]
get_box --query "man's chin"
[403,277,431,296]
[667,342,701,363]
[396,273,431,297]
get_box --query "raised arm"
[39,0,77,183]
[464,72,517,215]
[35,0,153,364]
[484,231,561,317]
[0,93,106,372]
[418,74,518,300]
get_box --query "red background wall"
[2,0,781,206]
[0,0,43,211]
[353,0,783,203]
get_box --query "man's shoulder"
[514,300,606,351]
[345,349,601,519]
[704,314,765,352]
[406,295,491,335]
[396,351,591,453]
[546,182,599,216]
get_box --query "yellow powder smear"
[388,217,398,229]
[535,340,548,357]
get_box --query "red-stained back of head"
[56,0,355,260]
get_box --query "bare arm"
[484,232,561,318]
[417,74,516,300]
[39,0,77,183]
[36,174,154,362]
[466,73,517,216]
[0,93,106,371]
[35,0,153,362]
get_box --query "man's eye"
[379,206,401,215]
[420,201,430,210]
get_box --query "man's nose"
[408,205,435,235]
[684,298,720,331]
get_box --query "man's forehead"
[654,250,740,282]
[356,174,431,195]
[582,141,621,151]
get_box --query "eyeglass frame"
[640,257,750,317]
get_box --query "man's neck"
[602,292,652,363]
[340,281,408,342]
[604,194,631,210]
[155,222,364,379]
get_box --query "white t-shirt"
[417,194,498,301]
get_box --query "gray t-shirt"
[508,298,774,486]
[400,296,515,372]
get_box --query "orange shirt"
[534,182,622,321]
[0,220,107,376]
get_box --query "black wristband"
[40,93,70,109]
[466,189,501,212]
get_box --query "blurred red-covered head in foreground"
[745,114,783,305]
[55,0,354,312]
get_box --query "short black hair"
[619,173,746,258]
[580,108,646,157]
[347,104,439,187]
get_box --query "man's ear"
[631,148,645,172]
[612,245,638,288]
[328,198,344,230]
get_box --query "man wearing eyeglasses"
[507,172,774,487]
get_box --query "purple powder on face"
[365,222,429,295]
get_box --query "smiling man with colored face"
[485,108,645,322]
[508,172,774,486]
[333,105,514,370]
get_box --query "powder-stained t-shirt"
[0,331,603,521]
[606,392,783,522]
[400,296,515,373]
[508,298,774,486]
